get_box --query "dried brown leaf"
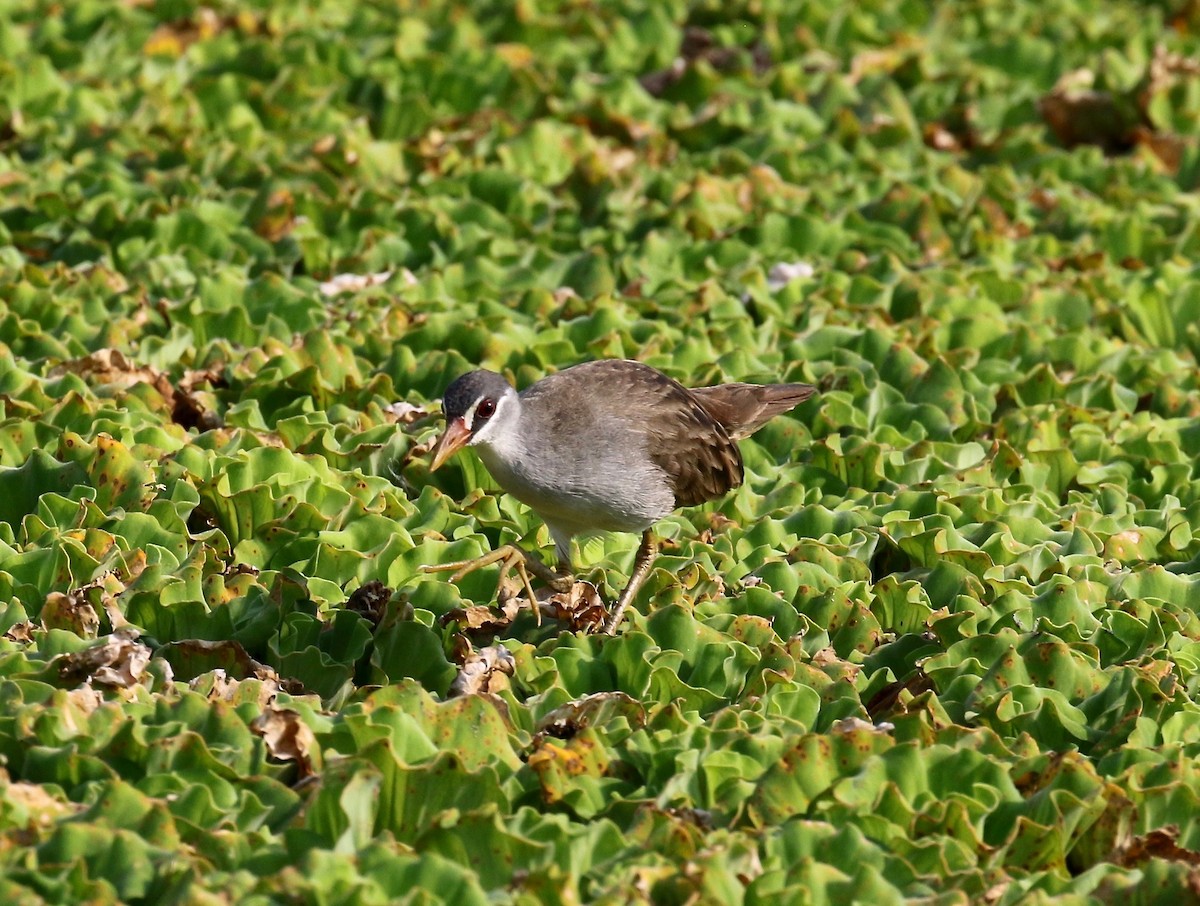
[441,598,521,635]
[864,670,936,719]
[57,630,152,689]
[382,401,431,424]
[5,777,79,827]
[1039,50,1199,170]
[51,349,221,430]
[163,638,279,683]
[53,348,163,390]
[65,685,105,717]
[849,46,909,83]
[640,26,769,97]
[537,580,607,633]
[1046,250,1107,272]
[189,669,280,708]
[536,691,646,740]
[318,270,409,296]
[4,621,33,644]
[1142,43,1200,105]
[983,882,1011,904]
[448,645,516,697]
[254,188,295,241]
[251,707,317,777]
[697,512,740,546]
[1039,86,1141,153]
[1132,125,1190,173]
[142,8,245,56]
[809,646,862,683]
[1113,826,1200,867]
[494,42,534,69]
[923,122,961,152]
[345,580,392,627]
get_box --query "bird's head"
[430,370,519,470]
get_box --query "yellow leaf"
[494,43,534,68]
[143,27,184,57]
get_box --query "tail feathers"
[690,382,817,440]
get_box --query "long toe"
[423,544,569,595]
[420,546,510,577]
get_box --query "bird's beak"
[430,417,471,471]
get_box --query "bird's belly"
[476,448,672,536]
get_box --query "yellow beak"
[430,416,471,471]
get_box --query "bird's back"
[521,360,813,509]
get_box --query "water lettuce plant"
[2,0,1200,902]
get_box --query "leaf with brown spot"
[525,727,612,805]
[254,188,296,241]
[40,591,100,637]
[159,638,279,684]
[527,739,588,778]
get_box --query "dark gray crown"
[442,370,514,421]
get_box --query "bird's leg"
[500,548,543,625]
[423,544,562,586]
[423,545,543,623]
[601,530,657,635]
[423,544,514,582]
[422,544,572,614]
[525,550,575,593]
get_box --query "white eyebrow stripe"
[462,400,479,430]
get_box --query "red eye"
[476,398,496,420]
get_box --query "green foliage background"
[3,0,1200,902]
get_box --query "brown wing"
[647,399,743,506]
[689,382,817,440]
[545,360,743,507]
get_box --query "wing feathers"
[690,382,817,440]
[525,360,816,510]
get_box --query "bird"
[424,359,816,633]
